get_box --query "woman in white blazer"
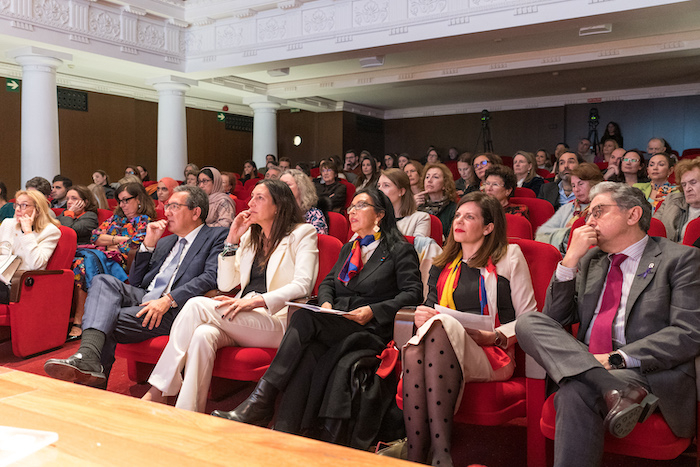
[143,179,319,412]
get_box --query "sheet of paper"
[434,304,494,332]
[284,301,349,315]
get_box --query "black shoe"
[211,379,278,427]
[44,353,106,388]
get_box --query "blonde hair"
[14,190,60,233]
[88,183,109,210]
[422,162,457,202]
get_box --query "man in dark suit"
[517,182,700,467]
[45,185,227,387]
[539,151,581,211]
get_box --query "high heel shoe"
[211,379,278,427]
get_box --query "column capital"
[147,75,198,93]
[244,95,286,109]
[8,46,72,70]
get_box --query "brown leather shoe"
[603,383,659,438]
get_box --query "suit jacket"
[538,180,561,211]
[318,239,423,341]
[544,236,700,437]
[217,223,319,317]
[129,225,228,311]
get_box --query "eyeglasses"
[15,203,35,210]
[347,201,376,213]
[197,179,212,185]
[585,204,618,222]
[118,196,136,205]
[164,202,189,211]
[622,158,640,163]
[474,160,489,167]
[483,181,504,188]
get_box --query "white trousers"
[147,296,285,412]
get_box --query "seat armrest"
[10,270,65,302]
[394,308,416,349]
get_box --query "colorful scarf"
[565,200,589,229]
[436,252,510,371]
[338,232,380,284]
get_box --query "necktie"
[588,253,627,354]
[142,238,187,302]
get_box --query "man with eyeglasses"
[517,182,700,467]
[45,185,228,388]
[539,152,583,211]
[654,158,700,242]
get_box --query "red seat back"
[683,218,700,246]
[648,217,666,237]
[234,198,249,216]
[107,198,118,209]
[506,213,533,240]
[97,208,114,224]
[510,197,555,233]
[338,179,355,210]
[327,211,349,243]
[536,168,552,179]
[46,225,78,270]
[429,214,443,246]
[508,238,561,312]
[315,234,342,295]
[310,167,320,178]
[681,148,700,160]
[514,187,536,198]
[51,207,65,216]
[501,156,513,168]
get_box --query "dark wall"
[0,88,22,194]
[277,109,343,164]
[343,112,385,160]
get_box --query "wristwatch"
[221,242,239,257]
[608,351,626,369]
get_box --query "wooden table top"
[0,367,410,466]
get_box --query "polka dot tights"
[403,322,461,466]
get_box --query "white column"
[247,100,283,168]
[9,47,72,186]
[147,76,197,180]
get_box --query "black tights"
[403,322,462,466]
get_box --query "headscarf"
[203,167,230,225]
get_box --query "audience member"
[397,153,410,169]
[456,153,478,197]
[0,190,60,271]
[0,182,14,222]
[25,176,52,199]
[404,160,424,196]
[156,177,179,210]
[92,170,115,199]
[536,148,553,171]
[88,183,109,210]
[240,160,259,184]
[378,169,430,237]
[278,157,292,171]
[472,153,503,187]
[654,158,700,242]
[608,150,647,186]
[343,149,360,176]
[513,150,544,196]
[118,174,142,186]
[599,139,619,164]
[281,169,329,235]
[415,163,458,239]
[601,121,624,148]
[403,191,537,466]
[517,182,700,467]
[633,152,677,213]
[58,185,99,245]
[483,165,529,218]
[536,163,603,253]
[354,153,380,190]
[184,163,200,179]
[124,165,142,182]
[198,167,236,228]
[44,185,228,387]
[425,148,440,165]
[142,179,319,412]
[211,188,423,433]
[647,137,671,157]
[264,166,282,180]
[296,161,311,177]
[554,142,570,160]
[447,147,459,161]
[50,175,72,209]
[539,152,581,211]
[220,172,235,195]
[137,165,151,183]
[185,170,198,186]
[313,160,346,213]
[577,138,594,162]
[266,154,277,165]
[603,148,626,181]
[384,153,398,169]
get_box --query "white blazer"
[217,223,319,317]
[0,218,61,270]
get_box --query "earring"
[373,222,380,233]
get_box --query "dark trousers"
[82,274,177,378]
[516,312,650,467]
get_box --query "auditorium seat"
[0,226,77,357]
[682,218,700,246]
[514,187,536,198]
[509,197,555,233]
[506,213,533,240]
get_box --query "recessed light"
[359,56,385,68]
[293,135,302,146]
[579,24,612,36]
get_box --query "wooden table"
[0,367,410,466]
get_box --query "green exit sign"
[5,78,20,92]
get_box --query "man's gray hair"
[589,182,651,233]
[174,185,209,222]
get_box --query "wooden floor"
[0,367,412,466]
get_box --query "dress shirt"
[557,180,576,207]
[142,224,204,295]
[556,235,649,367]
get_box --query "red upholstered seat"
[0,225,77,357]
[539,391,691,462]
[429,214,443,246]
[514,187,536,198]
[682,218,700,245]
[506,213,533,240]
[327,211,350,243]
[536,168,552,179]
[97,208,113,224]
[510,197,555,233]
[337,179,355,211]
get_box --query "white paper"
[0,426,58,466]
[284,301,349,315]
[434,304,495,332]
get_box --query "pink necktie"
[588,254,627,354]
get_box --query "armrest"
[11,270,66,302]
[394,308,416,350]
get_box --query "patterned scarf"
[436,252,497,319]
[338,232,381,284]
[565,200,589,229]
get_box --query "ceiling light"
[579,24,612,36]
[359,56,385,68]
[268,68,290,77]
